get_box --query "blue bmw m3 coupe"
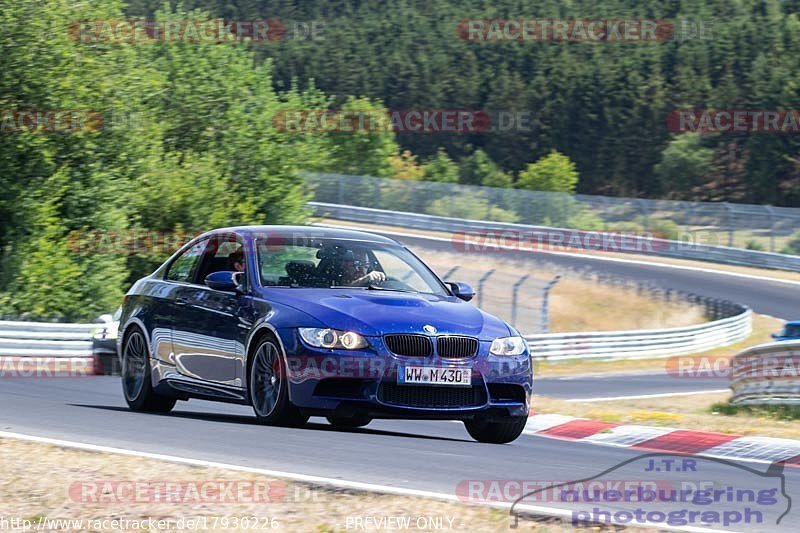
[118,226,533,443]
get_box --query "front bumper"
[277,329,532,420]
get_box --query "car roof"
[201,225,400,245]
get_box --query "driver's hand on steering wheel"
[354,270,386,285]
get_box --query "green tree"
[459,149,508,186]
[482,170,513,188]
[2,169,127,321]
[516,151,579,193]
[654,134,714,199]
[421,149,458,183]
[319,97,400,178]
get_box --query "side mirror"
[447,281,475,302]
[205,271,242,292]
[772,333,779,339]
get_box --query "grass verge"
[711,403,800,421]
[414,247,706,333]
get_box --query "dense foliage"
[3,0,800,319]
[125,0,800,206]
[0,1,399,320]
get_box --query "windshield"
[255,237,447,295]
[780,325,800,337]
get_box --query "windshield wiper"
[366,284,417,293]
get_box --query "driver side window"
[166,240,207,283]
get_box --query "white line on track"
[563,389,730,402]
[0,429,727,533]
[548,370,677,380]
[316,223,800,288]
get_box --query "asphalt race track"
[536,372,727,400]
[0,377,797,531]
[3,232,798,530]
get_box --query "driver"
[340,249,385,287]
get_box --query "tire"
[121,328,176,413]
[326,415,372,428]
[464,415,527,444]
[249,336,308,427]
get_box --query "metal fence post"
[477,269,495,308]
[724,202,734,247]
[540,275,562,333]
[766,205,776,252]
[638,199,650,228]
[511,274,530,327]
[441,266,460,280]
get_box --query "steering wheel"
[379,276,415,291]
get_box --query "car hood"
[262,288,512,340]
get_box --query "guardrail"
[306,172,800,257]
[310,202,800,272]
[730,340,800,405]
[1,297,751,368]
[0,320,108,374]
[527,307,752,361]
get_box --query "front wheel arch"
[247,330,307,427]
[246,327,284,402]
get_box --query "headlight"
[490,336,527,356]
[298,328,368,350]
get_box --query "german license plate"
[398,366,471,386]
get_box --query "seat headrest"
[285,260,316,278]
[316,246,354,261]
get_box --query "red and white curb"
[524,413,800,465]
